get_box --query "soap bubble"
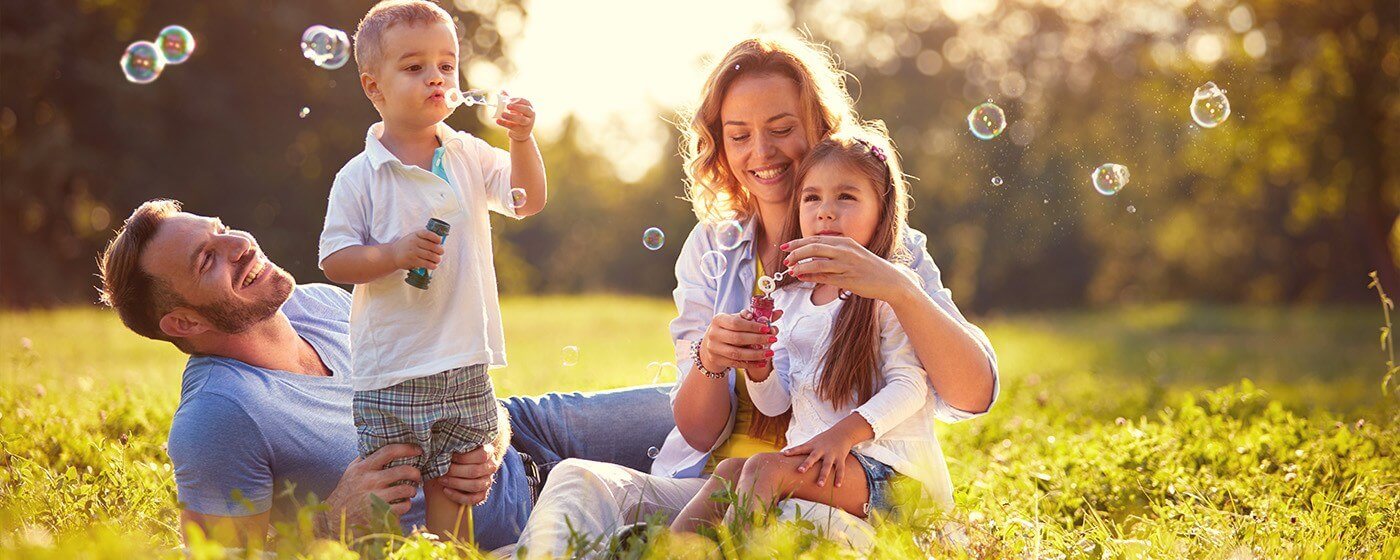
[1091,163,1130,196]
[643,227,665,251]
[648,361,680,393]
[1127,205,1137,214]
[700,251,727,279]
[298,107,310,119]
[120,41,166,84]
[967,101,1007,140]
[991,176,1003,186]
[301,25,351,70]
[1189,82,1231,128]
[509,188,527,209]
[562,345,579,366]
[445,88,510,118]
[157,25,196,65]
[647,446,660,459]
[715,219,744,251]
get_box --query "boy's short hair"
[97,199,192,352]
[354,0,457,74]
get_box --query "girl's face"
[719,74,811,208]
[797,160,883,248]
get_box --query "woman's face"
[719,74,811,208]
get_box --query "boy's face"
[362,20,460,130]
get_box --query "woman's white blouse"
[744,281,955,507]
[650,217,1000,480]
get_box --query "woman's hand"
[700,309,783,372]
[781,236,919,304]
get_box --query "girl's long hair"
[678,35,859,224]
[777,126,912,409]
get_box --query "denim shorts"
[853,453,900,516]
[353,364,497,480]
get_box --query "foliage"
[2,299,1396,557]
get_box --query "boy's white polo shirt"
[318,122,519,391]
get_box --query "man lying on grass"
[96,199,673,550]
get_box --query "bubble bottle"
[751,275,780,326]
[405,218,450,289]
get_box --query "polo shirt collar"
[363,122,466,171]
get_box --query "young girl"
[670,129,954,532]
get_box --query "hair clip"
[854,138,887,162]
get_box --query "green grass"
[2,297,1397,558]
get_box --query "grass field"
[2,296,1397,558]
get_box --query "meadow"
[1,295,1396,558]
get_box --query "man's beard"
[194,267,296,334]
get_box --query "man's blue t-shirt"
[166,283,426,527]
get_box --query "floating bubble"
[967,101,1007,140]
[1127,205,1137,214]
[991,176,1003,186]
[1189,82,1231,128]
[652,362,680,394]
[157,25,196,65]
[509,188,527,209]
[647,446,660,459]
[642,227,665,251]
[301,25,351,70]
[561,345,579,366]
[700,251,727,279]
[1091,163,1130,196]
[299,107,310,119]
[120,41,166,84]
[714,219,743,251]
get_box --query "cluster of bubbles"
[509,188,528,209]
[1091,163,1131,196]
[445,88,511,118]
[301,25,352,70]
[969,83,1230,200]
[1189,82,1231,128]
[561,345,579,366]
[298,107,311,119]
[642,227,665,251]
[120,25,196,84]
[967,101,1007,140]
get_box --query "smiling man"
[96,199,674,550]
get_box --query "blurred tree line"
[1,0,1396,312]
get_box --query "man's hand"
[437,442,502,505]
[317,443,421,535]
[391,230,444,272]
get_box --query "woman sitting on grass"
[670,130,947,532]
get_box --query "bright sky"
[473,0,793,181]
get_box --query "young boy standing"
[318,0,546,538]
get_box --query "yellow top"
[704,257,784,474]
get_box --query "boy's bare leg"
[424,478,469,541]
[669,457,747,533]
[736,451,869,521]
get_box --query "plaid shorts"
[353,364,498,481]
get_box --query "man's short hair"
[97,199,189,350]
[354,0,456,75]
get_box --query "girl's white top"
[650,218,1000,480]
[745,280,954,508]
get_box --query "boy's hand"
[496,94,536,142]
[391,230,444,271]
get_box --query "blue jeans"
[465,385,675,550]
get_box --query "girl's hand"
[391,230,444,271]
[700,309,783,372]
[496,94,536,142]
[782,425,859,488]
[781,236,919,304]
